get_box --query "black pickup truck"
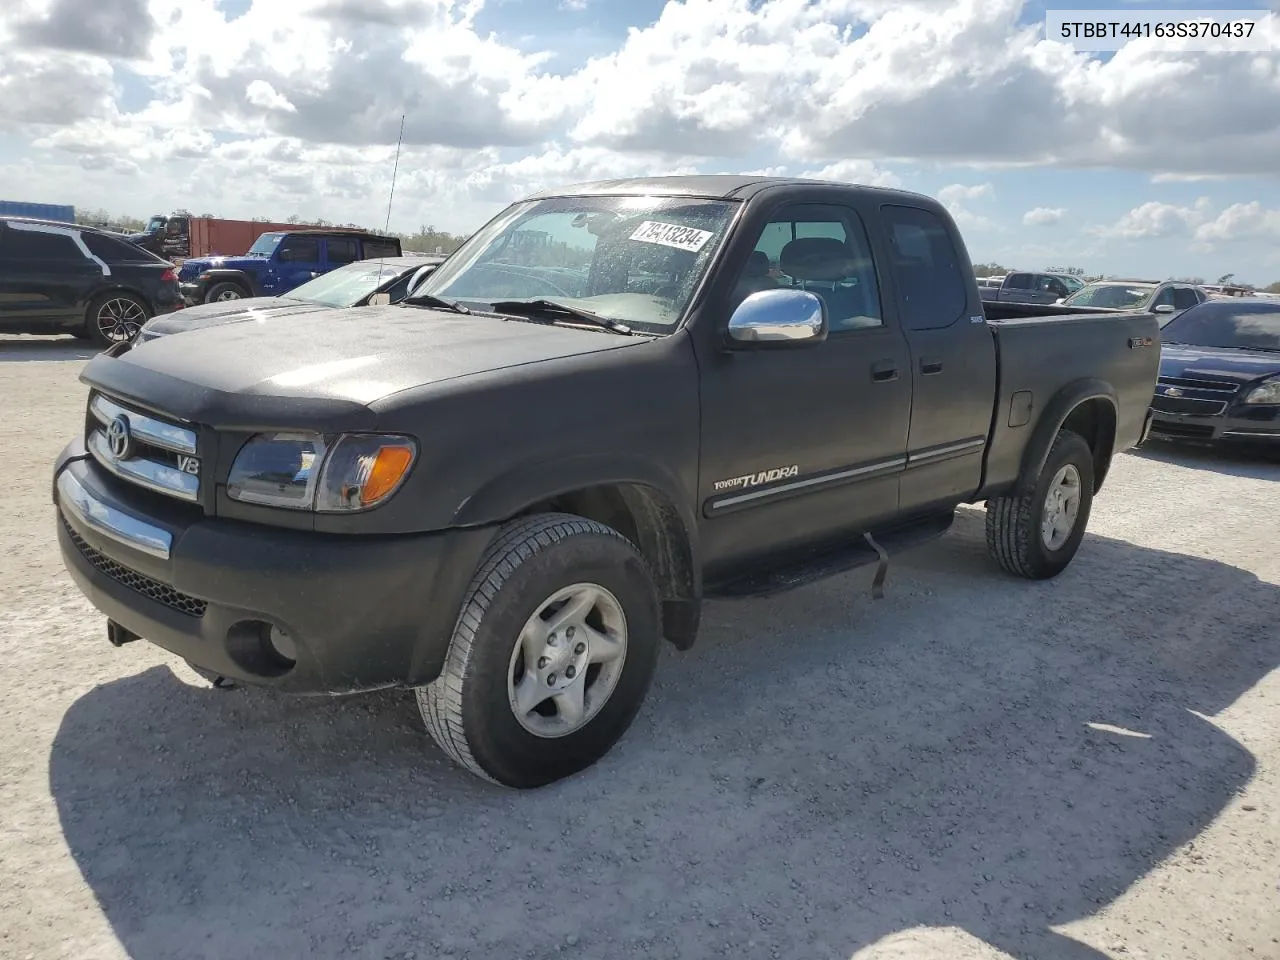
[53,176,1160,788]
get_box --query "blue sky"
[1,0,1278,284]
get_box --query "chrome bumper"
[56,469,173,559]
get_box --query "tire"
[985,428,1095,580]
[85,292,150,347]
[205,281,247,304]
[417,513,661,788]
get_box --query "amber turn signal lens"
[359,444,415,505]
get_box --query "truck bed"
[979,307,1161,496]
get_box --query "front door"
[696,202,912,575]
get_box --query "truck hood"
[1158,342,1280,386]
[86,305,644,427]
[139,296,326,340]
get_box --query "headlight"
[227,432,416,512]
[1243,378,1280,404]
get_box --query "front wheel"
[204,281,247,303]
[417,513,661,788]
[85,292,150,347]
[985,428,1095,579]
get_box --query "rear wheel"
[85,292,150,347]
[985,429,1094,579]
[417,513,661,788]
[205,281,247,303]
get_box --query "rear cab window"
[879,205,968,331]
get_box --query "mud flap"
[863,531,889,599]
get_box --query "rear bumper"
[53,443,497,694]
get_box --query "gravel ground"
[1,334,1277,960]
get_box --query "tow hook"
[106,620,141,647]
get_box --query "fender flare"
[1018,378,1119,491]
[451,453,703,645]
[452,452,697,536]
[196,269,260,298]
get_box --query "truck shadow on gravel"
[1128,440,1280,479]
[49,512,1278,960]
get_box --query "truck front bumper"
[178,280,208,305]
[53,442,497,694]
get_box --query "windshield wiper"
[489,299,633,335]
[401,293,471,314]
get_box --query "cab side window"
[1171,286,1199,310]
[1005,273,1032,290]
[1151,286,1176,309]
[278,237,320,263]
[734,205,883,333]
[880,205,968,331]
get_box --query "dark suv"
[0,216,184,345]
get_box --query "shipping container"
[0,200,76,223]
[186,217,346,258]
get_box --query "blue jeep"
[177,230,402,304]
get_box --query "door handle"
[921,359,943,375]
[870,359,899,382]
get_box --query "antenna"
[384,114,405,235]
[374,114,405,301]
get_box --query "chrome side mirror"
[405,263,437,298]
[726,288,827,347]
[1153,303,1175,314]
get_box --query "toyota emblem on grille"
[1163,386,1183,398]
[106,415,134,459]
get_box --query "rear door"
[697,201,912,571]
[879,203,998,512]
[0,222,101,327]
[324,237,360,271]
[267,235,323,293]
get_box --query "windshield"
[416,195,740,333]
[247,232,285,256]
[146,216,166,232]
[1159,301,1280,351]
[1063,282,1154,309]
[288,260,414,308]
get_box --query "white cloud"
[245,80,297,114]
[937,182,996,230]
[1193,202,1280,244]
[799,159,902,187]
[1023,206,1065,226]
[1095,198,1211,240]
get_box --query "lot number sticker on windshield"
[629,220,715,253]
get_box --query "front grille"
[85,392,202,503]
[177,262,201,281]
[63,517,207,618]
[1157,374,1240,394]
[1150,395,1228,416]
